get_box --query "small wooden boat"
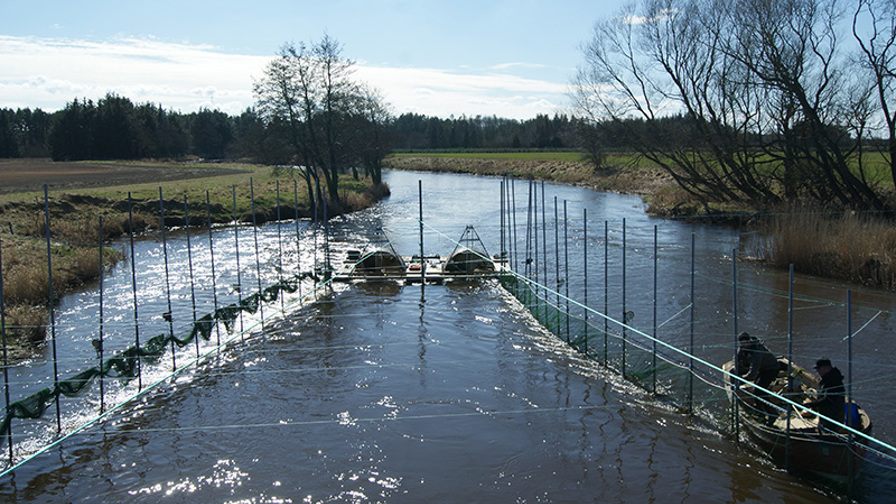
[722,358,872,486]
[444,225,495,275]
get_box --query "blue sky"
[0,0,624,119]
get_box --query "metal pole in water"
[732,248,740,442]
[184,196,199,359]
[510,176,518,275]
[604,221,608,363]
[128,193,143,389]
[524,180,532,283]
[323,195,330,276]
[159,188,176,371]
[276,181,284,310]
[541,181,547,322]
[622,218,627,378]
[786,264,794,472]
[533,180,540,320]
[688,232,695,414]
[583,208,588,355]
[500,180,505,270]
[563,200,570,343]
[847,289,854,494]
[43,185,61,431]
[98,217,105,413]
[418,180,425,283]
[232,186,244,338]
[324,198,333,280]
[652,225,657,394]
[293,179,302,299]
[250,178,264,328]
[533,181,540,319]
[554,197,560,336]
[206,191,221,348]
[0,231,14,461]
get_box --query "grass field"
[390,151,588,162]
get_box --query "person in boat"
[735,332,780,408]
[804,358,845,430]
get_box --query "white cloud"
[0,35,569,119]
[622,8,677,26]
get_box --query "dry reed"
[765,209,896,289]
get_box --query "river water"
[1,169,894,502]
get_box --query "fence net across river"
[0,176,895,501]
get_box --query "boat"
[348,230,406,278]
[722,358,872,486]
[443,225,495,275]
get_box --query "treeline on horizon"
[0,93,654,163]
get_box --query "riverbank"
[0,159,388,361]
[387,153,896,293]
[385,154,705,216]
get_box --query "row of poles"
[0,174,893,486]
[496,176,691,397]
[492,174,892,483]
[0,178,334,467]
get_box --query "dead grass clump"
[3,304,48,349]
[341,183,391,212]
[2,237,122,306]
[765,209,896,289]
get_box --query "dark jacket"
[736,340,779,382]
[807,367,845,423]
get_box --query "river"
[1,169,894,502]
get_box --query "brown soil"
[0,158,245,194]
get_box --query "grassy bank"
[386,152,678,198]
[0,160,387,361]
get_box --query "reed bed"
[764,209,896,290]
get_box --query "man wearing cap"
[735,332,780,411]
[805,358,846,430]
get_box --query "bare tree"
[254,35,390,212]
[572,0,779,207]
[853,0,896,188]
[254,42,321,215]
[573,0,893,210]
